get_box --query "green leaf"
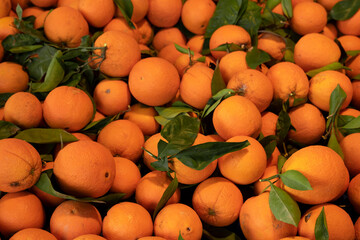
[0,121,21,139]
[16,4,23,20]
[2,33,41,51]
[277,155,287,174]
[281,0,293,18]
[327,128,344,158]
[32,50,65,93]
[155,106,194,120]
[81,116,113,134]
[346,50,360,57]
[40,154,53,162]
[8,44,43,53]
[210,43,245,52]
[14,128,78,144]
[329,0,360,21]
[276,108,291,145]
[279,170,312,191]
[153,175,179,219]
[354,74,360,80]
[202,227,241,240]
[178,231,185,240]
[340,116,360,129]
[246,47,271,69]
[265,0,281,10]
[260,7,287,29]
[269,183,301,227]
[306,62,351,77]
[150,156,169,172]
[174,140,250,170]
[259,135,277,159]
[237,1,262,44]
[174,43,193,55]
[315,207,329,240]
[329,84,347,117]
[211,62,226,96]
[113,0,135,29]
[201,88,235,118]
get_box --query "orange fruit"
[0,16,19,40]
[181,0,216,35]
[260,111,278,137]
[179,64,213,109]
[44,7,89,48]
[43,86,94,132]
[123,103,160,136]
[338,35,360,52]
[50,200,102,240]
[218,135,267,185]
[110,156,141,199]
[287,103,326,145]
[33,10,49,29]
[93,79,131,116]
[9,228,57,240]
[53,132,93,157]
[254,165,280,195]
[294,33,341,72]
[157,42,186,64]
[93,30,141,77]
[53,141,115,198]
[147,0,182,28]
[348,173,360,214]
[308,70,353,112]
[257,32,286,60]
[57,0,79,9]
[115,0,149,23]
[0,138,42,193]
[192,177,243,227]
[73,234,107,240]
[281,145,349,204]
[30,183,65,208]
[340,107,360,117]
[218,51,250,84]
[102,202,153,240]
[352,80,360,109]
[280,237,311,240]
[22,6,44,18]
[290,2,327,35]
[213,95,262,140]
[321,23,338,40]
[154,203,203,240]
[142,132,163,171]
[0,191,45,237]
[92,111,105,121]
[239,192,297,240]
[0,40,4,62]
[136,18,154,45]
[135,171,181,213]
[0,0,11,18]
[97,119,145,162]
[78,0,115,28]
[152,27,187,51]
[0,107,4,120]
[267,146,281,167]
[30,0,57,7]
[4,91,42,129]
[317,0,342,11]
[0,62,29,93]
[128,57,180,106]
[266,61,309,106]
[209,24,251,59]
[355,217,360,240]
[227,69,274,112]
[186,34,205,53]
[138,237,167,240]
[103,17,139,40]
[340,133,360,177]
[346,54,360,79]
[298,203,355,240]
[337,9,360,36]
[174,51,206,77]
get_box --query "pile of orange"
[0,0,360,239]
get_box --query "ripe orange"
[44,7,89,48]
[53,132,93,158]
[340,107,360,117]
[0,0,11,18]
[254,165,280,195]
[186,34,205,53]
[317,0,342,11]
[239,192,297,239]
[352,80,360,109]
[0,191,45,237]
[355,217,360,240]
[138,237,167,240]
[103,17,139,41]
[93,30,141,77]
[50,200,103,240]
[257,32,286,61]
[308,70,353,112]
[22,6,44,18]
[154,203,203,240]
[115,0,149,23]
[57,0,79,9]
[218,50,250,84]
[135,171,181,213]
[102,202,153,240]
[152,27,187,51]
[0,16,19,40]
[43,86,94,132]
[267,146,281,167]
[73,234,107,240]
[9,228,57,240]
[78,0,115,28]
[348,173,360,214]
[147,0,182,28]
[346,54,360,79]
[321,23,338,40]
[0,62,29,93]
[279,237,310,240]
[340,133,360,177]
[10,0,30,10]
[281,145,349,204]
[128,57,180,106]
[33,9,49,29]
[0,107,4,120]
[337,9,360,36]
[337,35,360,52]
[174,51,206,77]
[260,111,278,137]
[142,132,163,171]
[298,204,355,240]
[136,18,154,45]
[0,40,4,62]
[30,0,57,7]
[157,42,187,64]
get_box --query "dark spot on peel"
[105,172,109,178]
[10,182,20,187]
[105,89,110,94]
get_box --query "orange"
[0,107,4,120]
[0,0,11,18]
[147,0,182,28]
[92,111,105,121]
[4,92,42,129]
[154,203,203,240]
[192,177,243,227]
[115,0,149,23]
[135,171,181,213]
[267,146,281,167]
[44,7,89,48]
[54,141,115,198]
[219,50,250,84]
[128,57,180,106]
[0,138,42,193]
[266,61,309,106]
[338,35,360,52]
[0,40,4,62]
[294,33,341,72]
[287,103,326,145]
[33,10,49,29]
[22,6,44,18]
[317,0,342,11]
[290,2,327,35]
[272,0,313,15]
[57,0,79,9]
[337,9,360,36]
[218,135,267,185]
[239,192,297,240]
[0,16,19,40]
[102,202,153,240]
[53,132,93,157]
[213,95,262,140]
[73,234,107,240]
[78,0,115,28]
[352,80,360,109]
[157,42,186,64]
[136,18,153,45]
[50,200,102,240]
[340,133,360,177]
[10,0,30,10]
[181,0,216,35]
[103,17,139,41]
[321,23,338,40]
[346,54,360,79]
[348,173,360,214]
[261,111,278,137]
[93,79,131,116]
[123,103,160,136]
[308,70,353,112]
[152,27,186,51]
[0,191,45,237]
[9,228,57,240]
[227,69,274,112]
[281,145,350,204]
[43,86,94,132]
[298,203,355,240]
[209,24,251,59]
[254,165,280,195]
[174,51,206,77]
[257,32,286,60]
[30,0,57,7]
[355,217,360,240]
[0,62,29,93]
[138,237,167,240]
[93,30,141,77]
[340,107,360,117]
[97,119,145,162]
[142,132,163,170]
[179,64,213,109]
[110,156,141,199]
[186,34,205,53]
[280,237,311,240]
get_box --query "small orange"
[33,10,49,29]
[0,62,29,93]
[218,50,250,84]
[340,107,360,117]
[9,228,57,240]
[260,111,278,137]
[142,132,163,171]
[348,173,360,214]
[267,146,281,167]
[30,0,57,7]
[22,6,44,18]
[338,35,360,52]
[138,237,167,240]
[321,23,338,40]
[136,18,154,45]
[186,34,205,53]
[254,165,280,195]
[0,0,11,18]
[157,42,186,64]
[103,17,139,40]
[152,27,187,51]
[174,51,206,77]
[340,133,360,177]
[0,16,19,40]
[147,0,182,28]
[257,32,286,60]
[78,0,115,28]
[346,54,360,79]
[337,9,360,36]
